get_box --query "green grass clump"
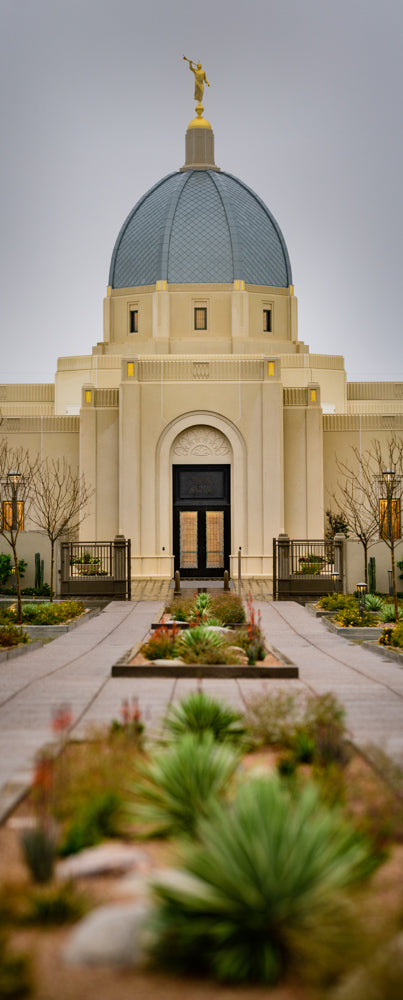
[129,732,239,839]
[20,827,56,884]
[141,626,179,660]
[163,690,247,746]
[21,881,88,925]
[4,601,85,625]
[0,928,31,998]
[59,790,123,856]
[176,626,230,664]
[150,774,377,985]
[0,625,29,647]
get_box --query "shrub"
[59,790,123,856]
[0,625,29,647]
[163,690,247,746]
[141,625,179,660]
[245,690,302,747]
[303,693,351,769]
[210,593,246,625]
[0,553,12,587]
[150,775,377,985]
[20,827,56,884]
[4,600,85,625]
[21,881,88,925]
[318,594,356,611]
[335,607,374,627]
[379,621,403,648]
[129,732,239,839]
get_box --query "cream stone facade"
[1,111,402,591]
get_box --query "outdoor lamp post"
[7,471,21,529]
[356,582,367,619]
[382,469,395,541]
[331,571,339,594]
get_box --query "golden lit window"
[380,498,401,540]
[130,309,138,333]
[194,307,207,331]
[2,501,24,531]
[263,308,271,332]
[127,362,134,377]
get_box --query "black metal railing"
[273,536,343,600]
[61,539,131,599]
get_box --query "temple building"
[1,93,402,591]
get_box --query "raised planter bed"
[111,640,298,679]
[324,619,384,641]
[361,641,403,665]
[0,639,43,663]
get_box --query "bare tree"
[331,435,403,617]
[329,475,379,588]
[0,441,39,623]
[30,458,94,601]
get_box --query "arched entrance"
[173,464,230,577]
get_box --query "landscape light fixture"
[356,581,367,619]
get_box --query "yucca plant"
[364,593,384,612]
[151,775,377,985]
[163,690,247,746]
[176,625,228,664]
[378,603,401,623]
[128,732,239,838]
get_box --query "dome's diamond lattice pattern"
[109,169,292,288]
[168,172,233,283]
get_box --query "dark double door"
[173,465,230,578]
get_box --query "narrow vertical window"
[130,309,138,333]
[194,307,207,331]
[2,501,24,530]
[263,308,271,332]
[379,498,401,540]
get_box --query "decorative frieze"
[173,427,231,456]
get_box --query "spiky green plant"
[364,593,384,612]
[378,603,401,623]
[20,827,56,884]
[129,732,239,838]
[150,775,377,985]
[176,625,227,664]
[163,690,247,746]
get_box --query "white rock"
[57,842,149,880]
[63,901,153,967]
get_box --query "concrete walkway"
[0,599,402,820]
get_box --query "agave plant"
[378,603,401,623]
[128,732,239,838]
[364,593,384,612]
[163,690,247,745]
[151,775,377,984]
[176,625,227,664]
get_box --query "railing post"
[277,533,290,581]
[333,533,346,594]
[113,534,126,594]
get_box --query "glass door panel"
[179,511,198,568]
[206,510,224,568]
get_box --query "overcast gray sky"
[1,0,402,383]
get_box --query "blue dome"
[109,169,292,288]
